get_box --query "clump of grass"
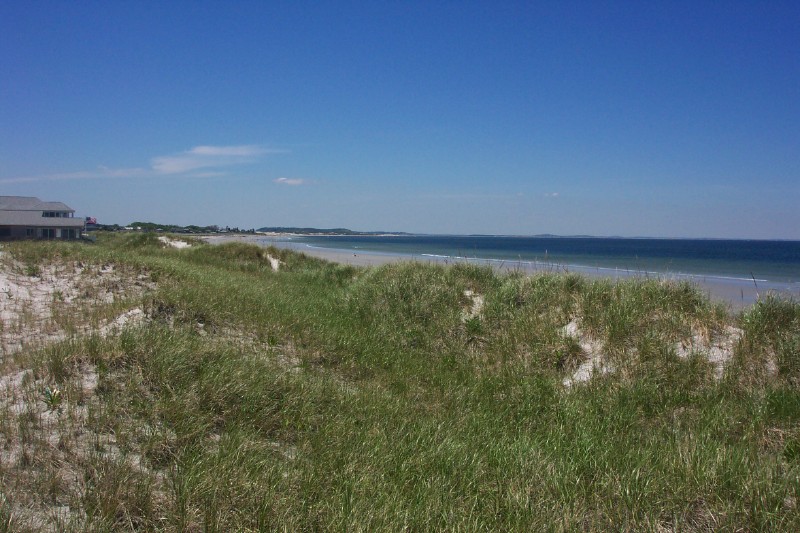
[98,231,162,251]
[734,295,800,388]
[42,385,62,411]
[0,495,13,533]
[82,457,156,530]
[24,263,41,277]
[347,262,462,349]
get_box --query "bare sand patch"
[158,236,192,248]
[0,255,158,530]
[561,319,613,387]
[461,289,484,321]
[1,259,153,358]
[265,253,282,272]
[676,325,745,380]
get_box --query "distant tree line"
[92,222,406,236]
[93,222,256,234]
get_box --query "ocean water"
[289,235,800,285]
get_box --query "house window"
[40,228,56,239]
[26,228,35,237]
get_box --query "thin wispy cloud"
[544,192,560,198]
[0,144,285,184]
[190,145,266,156]
[421,192,525,201]
[151,145,281,175]
[273,177,307,186]
[0,167,150,185]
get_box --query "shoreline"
[204,234,799,310]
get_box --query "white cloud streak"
[273,177,307,186]
[151,145,283,175]
[0,167,150,184]
[189,145,266,156]
[420,192,524,201]
[0,144,285,184]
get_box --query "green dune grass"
[1,233,799,531]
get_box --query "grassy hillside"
[1,234,799,531]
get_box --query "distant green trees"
[108,222,256,234]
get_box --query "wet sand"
[205,235,799,310]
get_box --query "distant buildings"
[0,196,85,240]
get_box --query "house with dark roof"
[0,196,85,240]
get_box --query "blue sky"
[1,1,798,238]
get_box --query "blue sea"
[285,235,800,285]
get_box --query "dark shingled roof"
[0,196,75,212]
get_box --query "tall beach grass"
[0,234,798,530]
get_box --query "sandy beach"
[203,234,799,309]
